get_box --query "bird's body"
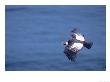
[70,43,83,50]
[63,28,93,61]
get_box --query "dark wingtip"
[84,41,93,49]
[71,28,78,33]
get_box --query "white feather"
[70,43,83,50]
[74,33,85,41]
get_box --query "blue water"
[5,5,106,71]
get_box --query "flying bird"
[63,28,93,61]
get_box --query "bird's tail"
[83,41,93,49]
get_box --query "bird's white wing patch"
[70,43,83,50]
[74,33,85,41]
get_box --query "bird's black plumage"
[63,28,93,61]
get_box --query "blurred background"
[5,5,106,71]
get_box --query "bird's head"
[64,41,68,45]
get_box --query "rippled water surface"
[5,5,106,71]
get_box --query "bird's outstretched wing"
[71,29,85,41]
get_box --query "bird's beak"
[64,42,66,45]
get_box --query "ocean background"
[5,5,106,71]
